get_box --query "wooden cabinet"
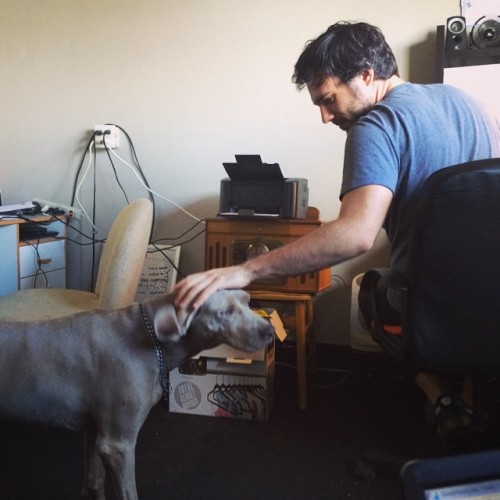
[204,214,330,409]
[205,216,331,293]
[0,217,66,296]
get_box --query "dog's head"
[153,290,275,354]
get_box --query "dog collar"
[180,308,198,335]
[139,303,172,401]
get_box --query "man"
[174,21,500,440]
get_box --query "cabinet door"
[0,225,19,296]
[19,240,65,277]
[19,240,66,288]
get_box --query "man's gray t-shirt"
[341,82,500,289]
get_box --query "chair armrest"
[360,268,408,361]
[361,268,408,293]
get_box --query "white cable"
[74,141,99,232]
[105,142,204,223]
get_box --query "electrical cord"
[17,216,106,295]
[66,124,208,288]
[103,139,130,206]
[21,237,49,289]
[91,139,98,290]
[32,242,49,289]
[73,138,99,232]
[70,124,203,229]
[151,228,205,250]
[331,274,350,289]
[103,124,155,241]
[148,242,185,279]
[71,126,196,231]
[107,145,203,224]
[52,215,106,244]
[149,219,206,279]
[108,125,154,204]
[147,227,206,280]
[152,218,206,243]
[69,131,98,207]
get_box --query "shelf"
[436,25,500,80]
[0,216,66,294]
[19,236,62,246]
[443,46,500,68]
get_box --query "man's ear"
[360,68,375,86]
[153,303,182,342]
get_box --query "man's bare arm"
[174,184,392,310]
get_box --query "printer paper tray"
[218,212,280,219]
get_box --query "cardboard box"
[169,347,274,420]
[168,309,283,421]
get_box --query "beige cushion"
[0,289,99,321]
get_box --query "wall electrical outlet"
[94,124,119,149]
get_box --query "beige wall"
[0,0,460,343]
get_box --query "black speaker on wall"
[446,16,468,50]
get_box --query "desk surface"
[0,215,56,226]
[249,290,314,301]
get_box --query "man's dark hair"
[292,21,399,89]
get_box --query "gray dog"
[0,289,275,500]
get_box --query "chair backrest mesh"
[405,158,500,374]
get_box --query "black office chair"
[361,158,500,431]
[354,158,500,482]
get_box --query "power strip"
[32,198,81,219]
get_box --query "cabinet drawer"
[20,268,66,290]
[19,240,65,278]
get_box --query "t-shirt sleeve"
[340,116,400,199]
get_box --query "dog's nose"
[259,323,275,343]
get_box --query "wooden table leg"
[295,301,307,410]
[307,300,317,374]
[249,290,314,410]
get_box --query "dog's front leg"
[83,426,107,500]
[97,438,138,500]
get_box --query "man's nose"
[319,105,334,124]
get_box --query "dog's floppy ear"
[153,303,183,342]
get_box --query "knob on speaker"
[446,16,468,50]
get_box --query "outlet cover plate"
[94,125,119,149]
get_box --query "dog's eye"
[223,304,236,316]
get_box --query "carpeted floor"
[1,343,499,499]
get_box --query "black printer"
[219,155,309,219]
